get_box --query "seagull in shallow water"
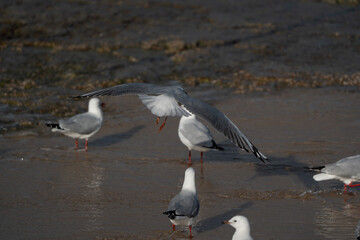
[163,167,199,237]
[223,215,253,240]
[356,219,360,240]
[72,83,269,163]
[310,154,360,191]
[178,113,224,164]
[46,98,104,151]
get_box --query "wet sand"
[1,87,360,240]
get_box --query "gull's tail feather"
[313,173,335,182]
[163,210,185,220]
[46,123,61,130]
[163,210,177,220]
[307,166,325,171]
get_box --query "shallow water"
[1,88,359,239]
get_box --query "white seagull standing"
[163,167,199,237]
[46,98,104,151]
[73,83,269,163]
[310,154,360,191]
[223,215,253,240]
[178,113,224,164]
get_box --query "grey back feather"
[60,113,101,134]
[323,155,360,179]
[167,190,199,218]
[179,118,214,148]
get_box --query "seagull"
[72,83,269,163]
[356,219,360,240]
[223,215,253,240]
[46,98,104,151]
[310,154,360,191]
[178,113,224,164]
[163,167,199,237]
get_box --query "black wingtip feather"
[163,210,177,220]
[46,123,61,129]
[211,140,224,151]
[70,95,84,99]
[307,166,325,171]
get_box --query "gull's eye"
[234,220,237,222]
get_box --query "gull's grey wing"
[59,113,101,134]
[73,83,169,98]
[179,119,214,148]
[168,191,199,218]
[336,155,360,165]
[72,83,190,117]
[176,94,269,162]
[324,155,360,179]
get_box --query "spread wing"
[176,94,269,162]
[72,83,161,97]
[73,83,190,117]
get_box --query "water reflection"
[315,200,360,239]
[61,158,106,233]
[82,165,105,231]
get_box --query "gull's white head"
[224,215,250,230]
[223,215,252,240]
[181,167,196,193]
[88,98,104,116]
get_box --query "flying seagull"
[223,215,253,240]
[72,83,269,162]
[46,98,104,151]
[310,154,360,191]
[163,167,199,237]
[178,113,224,164]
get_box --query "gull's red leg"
[172,224,175,231]
[189,225,192,237]
[189,151,192,165]
[156,117,160,125]
[159,117,167,131]
[75,139,79,150]
[85,140,88,152]
[200,152,204,163]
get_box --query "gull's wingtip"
[263,156,271,163]
[69,95,89,99]
[258,155,271,164]
[251,145,270,163]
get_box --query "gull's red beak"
[100,102,106,108]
